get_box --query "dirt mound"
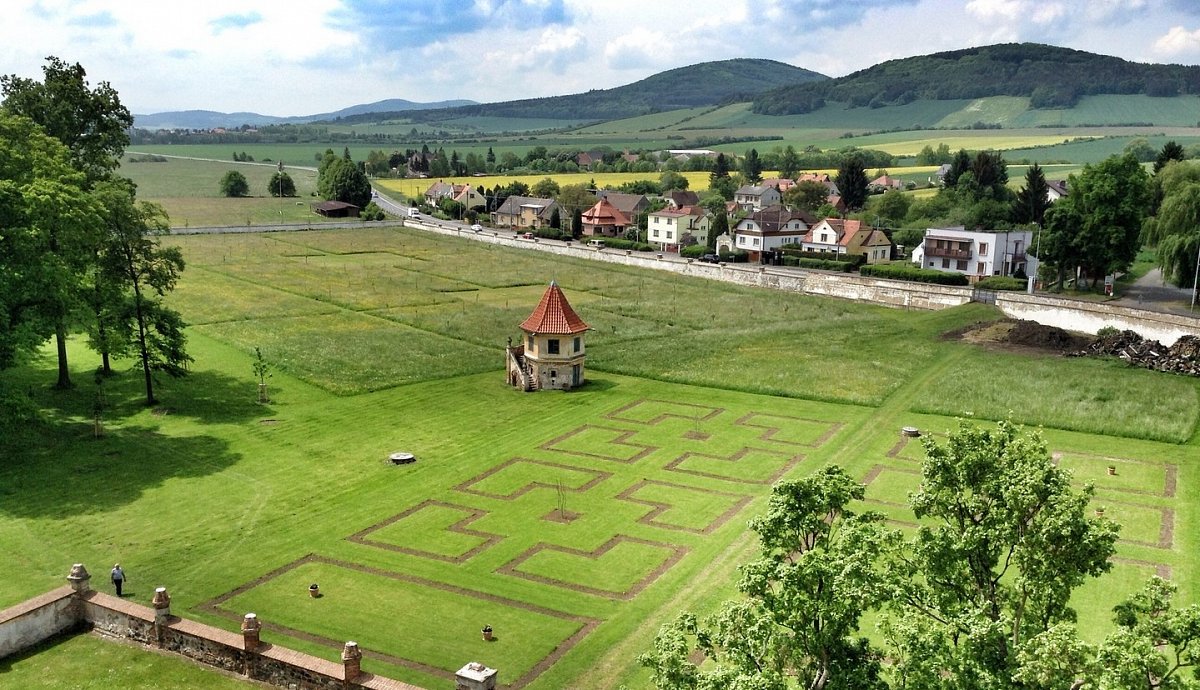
[1073,330,1200,376]
[1007,320,1091,351]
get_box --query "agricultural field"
[2,226,1197,689]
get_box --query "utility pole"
[1192,239,1200,312]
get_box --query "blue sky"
[4,0,1200,116]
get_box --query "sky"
[4,0,1200,116]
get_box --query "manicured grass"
[3,225,1198,690]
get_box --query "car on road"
[470,223,483,232]
[520,232,535,239]
[406,207,420,218]
[699,253,721,263]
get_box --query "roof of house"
[1047,180,1069,197]
[735,185,777,196]
[734,204,815,234]
[596,191,646,215]
[760,178,795,191]
[314,200,359,211]
[581,198,630,226]
[519,281,589,335]
[804,218,865,246]
[495,195,557,216]
[665,190,700,207]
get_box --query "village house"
[733,184,782,212]
[424,181,485,209]
[580,198,630,237]
[647,206,712,251]
[595,191,650,223]
[1046,179,1070,201]
[870,174,905,191]
[491,195,559,229]
[911,226,1038,281]
[664,190,700,209]
[800,218,893,263]
[506,281,589,391]
[732,204,816,262]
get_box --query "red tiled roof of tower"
[519,281,589,334]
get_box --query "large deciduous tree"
[219,170,249,197]
[884,419,1119,689]
[268,170,296,197]
[3,57,132,389]
[784,180,831,213]
[318,157,371,208]
[1062,154,1151,286]
[93,181,190,405]
[639,466,893,690]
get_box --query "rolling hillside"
[752,43,1200,116]
[133,98,477,131]
[335,58,827,125]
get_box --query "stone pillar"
[455,662,498,690]
[152,587,172,623]
[341,641,362,681]
[241,613,261,651]
[67,563,91,594]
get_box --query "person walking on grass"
[110,563,125,597]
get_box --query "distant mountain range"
[335,58,828,125]
[132,98,477,131]
[752,43,1200,115]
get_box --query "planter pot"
[1107,466,1117,476]
[309,584,320,598]
[481,627,493,641]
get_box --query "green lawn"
[2,224,1198,690]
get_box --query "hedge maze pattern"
[203,398,847,688]
[869,434,1179,581]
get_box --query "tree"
[884,419,1119,689]
[268,171,296,197]
[549,207,561,230]
[0,114,97,383]
[531,177,560,198]
[660,170,689,191]
[871,189,911,226]
[639,466,893,690]
[1097,576,1200,690]
[1064,154,1152,285]
[778,145,801,179]
[1013,163,1051,226]
[1124,138,1157,164]
[710,152,732,184]
[219,170,249,197]
[570,208,583,238]
[2,57,132,186]
[556,183,597,217]
[708,211,728,251]
[708,175,739,201]
[3,57,131,388]
[252,347,271,403]
[1155,141,1187,174]
[1143,177,1200,289]
[784,180,831,213]
[943,149,971,189]
[835,155,869,211]
[741,148,763,184]
[318,157,371,208]
[93,182,191,406]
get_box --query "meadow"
[2,224,1197,689]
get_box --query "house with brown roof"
[731,205,816,261]
[797,173,839,195]
[580,198,630,237]
[506,281,589,391]
[491,195,559,229]
[801,218,893,263]
[664,190,700,209]
[596,191,649,221]
[870,174,905,191]
[424,181,484,209]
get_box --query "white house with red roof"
[801,219,893,263]
[506,281,589,391]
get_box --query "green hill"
[753,43,1200,115]
[335,59,826,124]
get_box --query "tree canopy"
[219,170,249,197]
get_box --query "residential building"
[424,181,484,209]
[647,206,712,250]
[796,173,839,195]
[1046,180,1069,202]
[580,198,630,237]
[733,185,782,212]
[664,190,700,209]
[732,205,816,261]
[491,196,559,229]
[596,191,649,222]
[911,226,1037,280]
[800,219,893,263]
[760,177,796,193]
[870,174,905,191]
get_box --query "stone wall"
[0,586,79,659]
[997,293,1200,346]
[1,569,424,690]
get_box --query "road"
[1113,267,1199,316]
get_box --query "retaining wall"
[997,293,1199,346]
[0,586,79,659]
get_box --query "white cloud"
[1154,25,1200,56]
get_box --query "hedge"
[601,237,655,252]
[780,246,867,268]
[680,245,711,259]
[974,276,1027,291]
[719,249,749,263]
[797,258,855,272]
[859,263,970,286]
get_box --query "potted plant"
[309,583,320,598]
[481,625,493,641]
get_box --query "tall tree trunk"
[54,322,72,389]
[128,259,154,406]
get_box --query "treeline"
[753,42,1200,115]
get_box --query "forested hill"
[752,43,1200,115]
[335,59,826,124]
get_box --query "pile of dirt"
[1006,320,1092,351]
[1072,331,1200,376]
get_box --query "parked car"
[520,232,535,239]
[699,253,721,263]
[470,223,483,232]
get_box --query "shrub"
[779,246,867,268]
[797,258,855,272]
[602,237,654,252]
[974,276,1026,291]
[680,245,710,259]
[859,263,969,286]
[361,202,385,221]
[719,249,749,263]
[534,228,566,240]
[219,170,249,198]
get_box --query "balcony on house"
[924,237,973,260]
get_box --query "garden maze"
[199,398,846,688]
